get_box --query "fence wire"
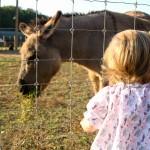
[0,0,150,149]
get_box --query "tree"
[0,6,48,29]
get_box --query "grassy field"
[0,51,95,150]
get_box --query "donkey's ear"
[43,11,62,29]
[51,10,62,27]
[19,23,34,37]
[38,11,62,39]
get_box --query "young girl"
[80,30,150,150]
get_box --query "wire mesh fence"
[0,0,150,149]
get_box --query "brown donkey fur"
[18,10,150,96]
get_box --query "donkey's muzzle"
[19,79,26,86]
[18,79,40,97]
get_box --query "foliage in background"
[0,6,48,29]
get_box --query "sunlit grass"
[0,53,95,149]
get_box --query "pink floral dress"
[84,82,150,150]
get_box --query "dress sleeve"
[83,87,109,129]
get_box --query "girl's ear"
[19,23,34,37]
[38,11,62,39]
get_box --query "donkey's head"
[18,11,62,97]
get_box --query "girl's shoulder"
[100,82,125,94]
[105,82,150,89]
[100,82,150,95]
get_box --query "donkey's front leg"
[88,71,100,94]
[88,71,108,94]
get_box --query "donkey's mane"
[29,17,51,27]
[28,10,150,31]
[62,10,104,17]
[29,10,106,27]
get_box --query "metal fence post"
[14,0,19,50]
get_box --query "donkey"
[125,11,150,21]
[18,10,150,96]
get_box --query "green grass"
[0,47,21,50]
[0,54,95,150]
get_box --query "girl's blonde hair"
[102,29,150,85]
